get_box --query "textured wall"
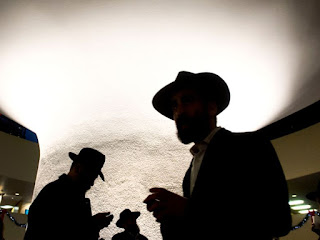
[33,117,191,240]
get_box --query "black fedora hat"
[306,181,320,202]
[152,71,230,120]
[69,148,105,181]
[116,209,141,228]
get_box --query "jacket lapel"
[186,128,230,198]
[182,161,192,198]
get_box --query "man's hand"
[92,212,114,230]
[143,188,188,222]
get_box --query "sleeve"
[251,133,292,237]
[25,184,80,240]
[24,185,59,240]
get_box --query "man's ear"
[208,101,218,117]
[74,162,82,174]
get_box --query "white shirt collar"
[190,127,221,156]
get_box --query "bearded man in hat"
[24,148,114,240]
[144,71,292,240]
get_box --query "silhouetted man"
[24,148,113,240]
[144,71,292,240]
[112,209,148,240]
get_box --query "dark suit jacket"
[24,174,99,240]
[161,128,292,240]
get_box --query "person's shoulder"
[223,128,267,141]
[215,128,252,141]
[34,175,67,199]
[217,128,272,150]
[139,234,149,240]
[111,232,124,240]
[44,175,65,189]
[28,176,63,211]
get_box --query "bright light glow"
[0,0,300,146]
[298,209,318,214]
[0,205,14,209]
[13,206,19,213]
[0,1,317,239]
[298,210,309,214]
[298,210,310,214]
[289,200,304,205]
[291,205,312,210]
[292,194,297,198]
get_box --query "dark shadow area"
[259,100,320,140]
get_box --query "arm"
[143,188,188,222]
[252,134,292,237]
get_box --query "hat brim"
[152,72,230,120]
[69,152,105,181]
[98,172,105,181]
[116,212,140,228]
[69,152,78,161]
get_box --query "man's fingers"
[143,193,159,203]
[153,208,169,223]
[153,210,161,222]
[148,200,162,212]
[95,212,111,217]
[144,187,188,223]
[149,187,166,193]
[144,187,174,222]
[144,187,168,202]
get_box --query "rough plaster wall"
[33,117,191,240]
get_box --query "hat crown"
[69,148,105,181]
[120,209,132,218]
[73,148,105,165]
[176,71,221,81]
[152,71,230,120]
[116,209,141,228]
[79,148,104,161]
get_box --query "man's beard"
[176,112,211,144]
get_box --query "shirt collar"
[203,127,221,144]
[190,127,221,156]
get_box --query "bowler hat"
[116,209,141,228]
[69,148,105,181]
[306,181,320,202]
[152,71,230,119]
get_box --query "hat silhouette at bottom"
[116,209,141,228]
